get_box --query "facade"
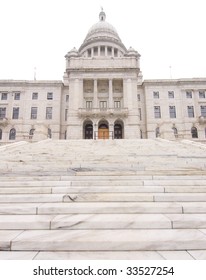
[0,10,206,144]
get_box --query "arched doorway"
[98,120,109,139]
[83,120,93,139]
[191,126,198,138]
[114,120,124,139]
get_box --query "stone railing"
[78,107,128,118]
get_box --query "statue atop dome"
[99,7,106,21]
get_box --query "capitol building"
[0,9,206,144]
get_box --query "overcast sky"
[0,0,206,80]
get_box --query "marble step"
[0,202,183,215]
[1,250,204,260]
[166,214,206,228]
[0,214,172,230]
[1,202,206,215]
[3,229,206,251]
[0,186,165,194]
[1,192,205,203]
[1,186,206,194]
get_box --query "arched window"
[0,129,2,140]
[9,128,16,140]
[191,127,198,138]
[48,128,52,138]
[155,127,160,138]
[172,127,178,138]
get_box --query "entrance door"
[98,124,109,139]
[114,124,122,139]
[85,124,93,139]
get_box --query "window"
[107,47,112,56]
[14,92,20,100]
[100,46,105,56]
[169,106,176,118]
[1,92,8,100]
[29,129,35,139]
[172,127,178,137]
[0,107,6,119]
[32,92,38,100]
[114,48,118,57]
[48,128,52,138]
[191,127,198,138]
[188,106,194,118]
[9,128,16,140]
[46,107,52,119]
[140,129,143,139]
[93,47,98,56]
[114,101,121,109]
[155,127,160,138]
[153,91,159,99]
[65,109,68,121]
[66,95,69,102]
[168,91,174,98]
[47,92,53,100]
[12,107,19,119]
[100,101,107,110]
[137,94,140,101]
[199,91,205,99]
[88,49,91,57]
[186,91,192,98]
[86,101,92,109]
[138,108,142,120]
[200,106,206,117]
[154,106,161,118]
[0,129,2,140]
[31,107,37,119]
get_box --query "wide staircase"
[0,139,206,260]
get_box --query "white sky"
[0,0,206,81]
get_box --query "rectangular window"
[12,107,19,119]
[66,95,69,102]
[169,106,176,118]
[31,107,37,119]
[1,92,8,100]
[46,107,52,119]
[138,108,142,120]
[186,91,192,98]
[14,92,20,100]
[0,107,6,119]
[32,92,38,100]
[200,106,206,117]
[199,91,205,99]
[187,106,194,118]
[168,91,174,98]
[154,106,161,118]
[86,101,92,109]
[137,94,140,101]
[47,92,53,100]
[65,109,68,121]
[153,91,159,99]
[100,101,107,110]
[114,101,121,109]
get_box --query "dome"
[84,20,121,43]
[79,9,126,52]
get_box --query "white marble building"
[0,9,206,144]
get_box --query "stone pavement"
[0,139,206,259]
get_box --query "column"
[91,48,94,57]
[109,79,113,108]
[94,79,98,108]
